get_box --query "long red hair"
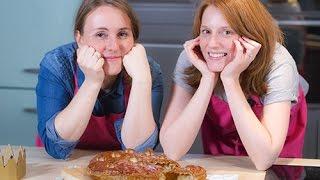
[185,0,283,96]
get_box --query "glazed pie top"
[87,149,206,179]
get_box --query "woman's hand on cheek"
[221,37,261,82]
[77,45,105,86]
[123,43,151,83]
[184,37,215,79]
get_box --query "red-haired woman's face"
[199,5,239,72]
[76,5,134,76]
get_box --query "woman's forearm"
[54,80,101,141]
[222,79,285,170]
[160,77,215,160]
[121,79,156,148]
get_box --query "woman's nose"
[207,34,221,48]
[105,36,120,52]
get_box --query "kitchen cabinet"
[0,0,80,145]
[131,2,194,44]
[304,104,320,158]
[0,89,37,146]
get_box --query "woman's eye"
[118,31,128,38]
[96,32,107,38]
[223,30,233,36]
[201,29,210,34]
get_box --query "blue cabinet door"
[0,0,81,88]
[0,89,37,146]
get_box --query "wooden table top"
[1,146,320,179]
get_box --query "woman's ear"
[75,30,83,47]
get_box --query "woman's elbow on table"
[251,155,277,171]
[251,144,283,170]
[160,136,184,161]
[253,161,273,171]
[42,139,74,160]
[162,148,183,161]
[45,145,72,160]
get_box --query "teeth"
[208,52,227,58]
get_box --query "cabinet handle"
[309,106,320,110]
[23,68,39,74]
[23,108,37,114]
[308,104,320,110]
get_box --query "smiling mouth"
[208,52,227,58]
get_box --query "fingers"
[238,38,254,61]
[242,36,261,47]
[122,43,151,80]
[93,51,102,59]
[239,37,255,51]
[183,37,212,75]
[84,47,96,67]
[124,43,146,59]
[183,37,200,50]
[123,43,148,69]
[239,37,261,61]
[94,58,105,70]
[183,37,201,62]
[233,39,244,61]
[77,45,104,70]
[76,45,88,64]
[133,43,144,49]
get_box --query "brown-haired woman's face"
[199,5,239,72]
[76,5,134,76]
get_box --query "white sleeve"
[262,44,300,105]
[173,50,195,93]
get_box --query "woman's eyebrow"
[119,27,131,31]
[95,27,109,31]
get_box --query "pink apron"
[201,87,307,179]
[36,73,130,150]
[201,86,307,157]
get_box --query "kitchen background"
[0,0,319,158]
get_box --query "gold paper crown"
[0,145,26,180]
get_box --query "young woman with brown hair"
[36,0,163,159]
